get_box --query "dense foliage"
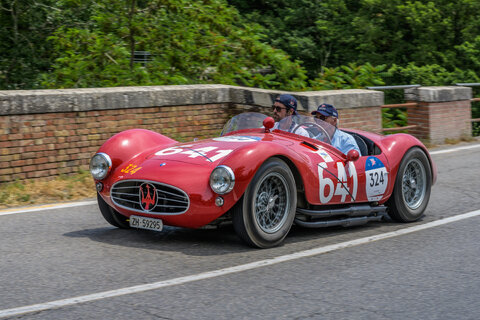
[229,0,480,84]
[1,0,480,100]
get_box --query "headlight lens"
[89,153,112,180]
[209,165,235,194]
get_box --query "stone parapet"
[405,86,472,102]
[0,85,383,116]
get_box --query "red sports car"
[90,113,437,248]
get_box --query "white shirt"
[273,122,310,138]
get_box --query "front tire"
[387,147,432,222]
[97,193,131,228]
[233,158,297,248]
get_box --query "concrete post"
[405,86,472,144]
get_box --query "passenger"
[271,94,309,137]
[311,103,360,155]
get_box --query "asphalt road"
[1,143,479,320]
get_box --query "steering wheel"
[293,122,332,144]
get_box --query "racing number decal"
[318,161,358,203]
[121,164,142,175]
[365,157,388,201]
[155,146,233,162]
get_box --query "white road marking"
[0,209,479,318]
[0,200,96,216]
[430,143,480,155]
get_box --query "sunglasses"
[316,114,327,121]
[272,105,287,112]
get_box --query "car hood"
[110,134,273,189]
[145,134,273,166]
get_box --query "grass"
[0,170,96,209]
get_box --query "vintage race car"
[90,112,437,248]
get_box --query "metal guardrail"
[471,97,480,123]
[380,102,417,109]
[369,83,480,131]
[366,85,420,133]
[456,83,480,124]
[366,84,421,90]
[455,83,480,87]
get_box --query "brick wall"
[0,103,257,182]
[0,85,384,183]
[2,85,473,183]
[0,103,279,182]
[335,106,382,133]
[405,86,472,144]
[408,101,472,143]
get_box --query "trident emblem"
[139,183,157,211]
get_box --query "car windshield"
[220,112,336,145]
[220,112,268,136]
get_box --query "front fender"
[95,129,177,177]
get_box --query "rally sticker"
[121,164,142,175]
[213,136,261,142]
[365,157,388,201]
[313,147,334,163]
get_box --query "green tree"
[40,0,307,90]
[228,0,357,77]
[309,63,386,90]
[0,0,58,89]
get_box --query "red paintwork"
[94,124,437,229]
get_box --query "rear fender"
[379,134,436,198]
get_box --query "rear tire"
[97,193,131,228]
[233,158,296,248]
[387,147,432,222]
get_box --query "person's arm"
[342,133,360,154]
[291,125,310,138]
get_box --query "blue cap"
[311,103,339,118]
[275,94,297,115]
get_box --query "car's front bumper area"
[98,178,240,229]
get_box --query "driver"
[311,103,360,155]
[271,94,309,137]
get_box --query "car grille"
[111,180,189,215]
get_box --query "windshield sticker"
[313,148,334,163]
[213,136,261,142]
[365,156,388,201]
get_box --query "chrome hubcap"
[254,172,290,233]
[402,159,427,210]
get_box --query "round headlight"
[89,153,112,180]
[209,165,235,194]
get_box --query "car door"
[313,145,390,205]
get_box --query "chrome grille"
[111,180,189,215]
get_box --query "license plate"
[129,215,163,232]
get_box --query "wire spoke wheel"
[387,147,432,222]
[233,158,297,248]
[401,159,426,210]
[254,173,290,233]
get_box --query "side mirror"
[263,117,275,133]
[345,149,359,162]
